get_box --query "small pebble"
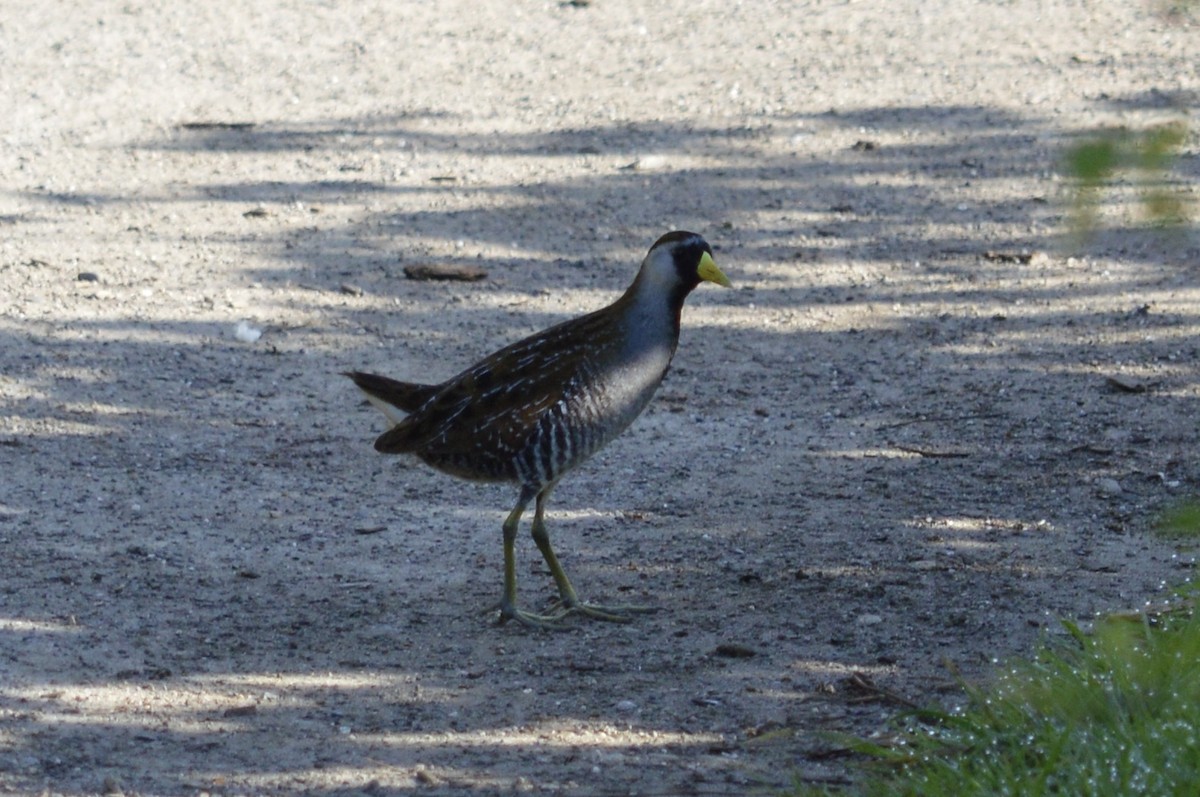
[77,271,100,282]
[222,704,257,718]
[621,154,668,171]
[714,643,756,658]
[614,699,638,712]
[1105,374,1146,394]
[1096,477,1123,496]
[234,321,262,342]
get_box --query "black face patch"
[657,231,712,286]
[644,230,713,312]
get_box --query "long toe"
[493,600,574,630]
[555,600,659,623]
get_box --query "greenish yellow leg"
[496,487,569,628]
[530,489,657,623]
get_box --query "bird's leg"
[495,487,571,629]
[530,489,657,623]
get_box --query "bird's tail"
[343,371,440,424]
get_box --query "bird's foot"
[486,597,656,628]
[550,598,659,623]
[488,599,573,630]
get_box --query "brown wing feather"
[374,308,614,457]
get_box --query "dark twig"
[877,412,1003,431]
[842,671,921,709]
[894,445,971,458]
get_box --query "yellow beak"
[697,251,732,288]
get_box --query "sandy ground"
[2,1,1198,794]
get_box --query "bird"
[345,231,731,627]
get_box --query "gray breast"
[516,340,674,489]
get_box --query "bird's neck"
[616,269,689,347]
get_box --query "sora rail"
[346,231,730,627]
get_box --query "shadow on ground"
[2,101,1197,793]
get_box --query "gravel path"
[1,2,1197,794]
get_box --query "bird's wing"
[373,311,609,456]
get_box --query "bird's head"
[637,231,732,308]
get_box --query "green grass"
[1066,120,1191,235]
[1155,500,1200,542]
[796,597,1200,796]
[791,502,1200,796]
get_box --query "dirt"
[1,2,1198,795]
